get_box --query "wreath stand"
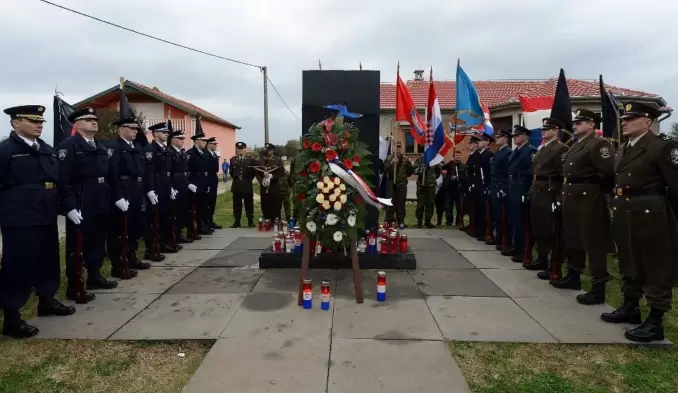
[297,234,364,304]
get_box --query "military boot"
[524,252,549,271]
[600,297,642,324]
[624,308,665,343]
[37,298,76,317]
[550,269,581,290]
[576,282,606,305]
[416,220,423,229]
[2,309,39,339]
[425,221,435,229]
[230,222,241,228]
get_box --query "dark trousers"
[387,186,407,224]
[66,213,107,286]
[107,202,144,269]
[435,189,446,224]
[472,190,487,239]
[196,190,210,230]
[145,198,171,249]
[509,195,528,252]
[622,276,673,311]
[261,187,281,221]
[207,182,218,222]
[0,224,60,311]
[491,192,508,244]
[233,192,254,224]
[567,248,610,284]
[174,191,188,236]
[280,192,291,221]
[445,189,460,225]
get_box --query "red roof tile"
[380,79,659,110]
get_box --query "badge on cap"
[543,119,549,125]
[576,110,581,116]
[625,103,632,111]
[38,106,44,113]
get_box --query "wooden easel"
[297,235,364,304]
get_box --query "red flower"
[296,194,306,202]
[354,196,362,205]
[353,155,361,164]
[303,140,310,149]
[325,132,338,147]
[338,140,349,151]
[299,170,308,177]
[309,161,321,173]
[324,119,334,132]
[311,142,322,152]
[325,150,338,161]
[343,159,353,169]
[344,131,351,139]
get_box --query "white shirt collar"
[543,138,557,147]
[16,133,37,146]
[628,131,649,147]
[173,145,181,152]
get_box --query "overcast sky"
[1,0,677,146]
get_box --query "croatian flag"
[424,69,453,167]
[519,96,553,130]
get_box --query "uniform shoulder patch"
[670,147,678,166]
[57,149,68,161]
[145,152,153,160]
[599,146,611,159]
[660,133,672,141]
[107,148,114,158]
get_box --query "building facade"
[74,80,240,173]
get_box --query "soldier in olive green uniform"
[554,109,615,304]
[526,118,568,272]
[413,154,441,228]
[601,102,678,343]
[384,141,413,228]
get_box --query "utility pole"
[262,66,269,144]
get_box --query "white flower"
[347,214,356,227]
[317,181,324,190]
[339,184,346,191]
[326,214,338,225]
[333,187,342,196]
[333,231,343,242]
[339,194,347,204]
[323,176,331,184]
[334,177,341,185]
[325,181,335,190]
[316,194,325,203]
[333,201,342,211]
[322,201,331,210]
[322,187,330,194]
[306,221,317,233]
[329,194,337,202]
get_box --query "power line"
[37,0,301,121]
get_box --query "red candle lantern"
[400,235,408,253]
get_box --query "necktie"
[129,142,134,149]
[32,142,39,151]
[88,140,96,148]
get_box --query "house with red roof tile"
[381,70,666,160]
[74,79,240,172]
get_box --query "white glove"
[147,191,159,205]
[188,184,197,193]
[170,187,178,200]
[115,198,129,212]
[207,187,211,193]
[67,209,83,225]
[522,195,525,203]
[499,190,507,198]
[435,175,443,187]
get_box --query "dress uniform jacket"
[612,133,678,287]
[561,134,615,253]
[168,146,189,194]
[530,139,568,235]
[256,155,285,220]
[187,146,212,192]
[144,141,172,199]
[230,155,255,194]
[508,143,537,248]
[490,145,511,240]
[107,137,146,207]
[472,149,493,237]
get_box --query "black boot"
[37,298,76,317]
[502,248,516,257]
[416,220,423,229]
[577,282,606,305]
[2,310,39,338]
[624,308,665,343]
[601,297,642,324]
[230,222,241,228]
[178,234,193,244]
[550,269,582,290]
[210,221,222,229]
[87,274,118,290]
[524,253,549,271]
[248,219,255,228]
[536,269,551,280]
[425,221,435,229]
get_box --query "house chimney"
[413,69,424,81]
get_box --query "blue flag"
[455,61,485,130]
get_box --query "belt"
[535,175,563,182]
[77,177,106,185]
[172,172,188,177]
[155,172,171,177]
[120,175,143,183]
[615,187,665,197]
[7,182,55,190]
[563,176,600,185]
[196,172,209,176]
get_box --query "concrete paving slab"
[459,250,524,270]
[328,338,471,393]
[252,269,339,293]
[412,250,475,270]
[222,236,273,250]
[335,270,422,301]
[167,267,263,295]
[411,270,507,297]
[426,296,556,343]
[481,269,583,300]
[153,249,220,267]
[332,296,442,341]
[28,294,158,340]
[181,336,330,393]
[181,236,235,250]
[202,249,263,267]
[441,233,497,251]
[399,228,440,238]
[514,297,672,345]
[407,237,454,251]
[91,267,195,294]
[112,294,245,340]
[221,292,332,340]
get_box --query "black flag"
[550,69,573,144]
[119,89,148,148]
[53,94,76,146]
[194,115,205,137]
[599,75,622,145]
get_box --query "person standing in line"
[471,134,493,241]
[442,151,462,227]
[384,141,413,229]
[463,138,480,235]
[489,130,512,249]
[167,128,194,243]
[186,123,212,235]
[205,137,221,229]
[413,153,440,228]
[229,142,256,228]
[255,143,284,222]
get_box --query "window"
[404,130,415,154]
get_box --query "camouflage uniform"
[384,148,413,225]
[414,155,440,227]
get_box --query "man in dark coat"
[0,105,75,338]
[205,137,221,229]
[187,123,212,235]
[167,128,194,243]
[464,138,480,235]
[229,142,256,227]
[601,101,678,343]
[255,143,285,221]
[442,151,462,226]
[471,134,494,241]
[553,109,615,303]
[489,130,512,250]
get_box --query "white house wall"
[131,102,163,121]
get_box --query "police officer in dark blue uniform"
[187,121,213,235]
[56,107,118,303]
[504,125,537,262]
[471,133,494,241]
[167,127,194,243]
[106,115,151,277]
[463,138,480,234]
[205,137,221,229]
[144,122,181,256]
[489,129,512,249]
[0,105,75,338]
